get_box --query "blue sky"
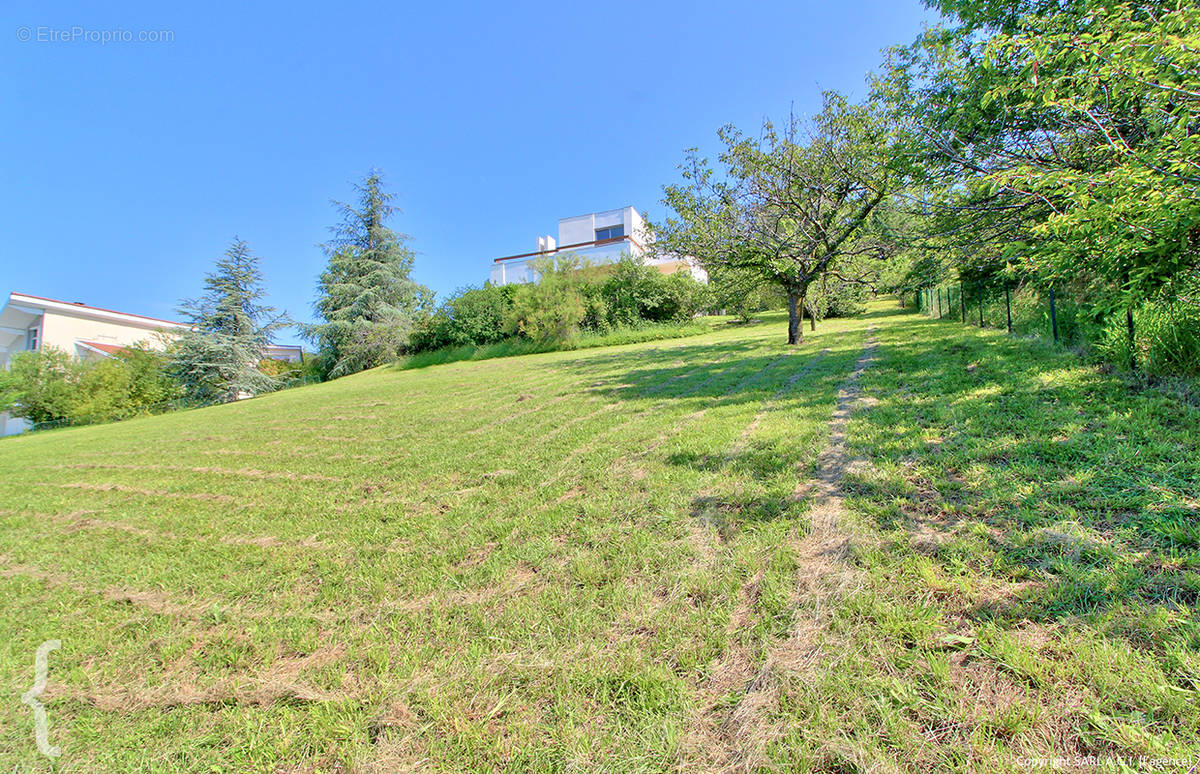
[2,1,934,345]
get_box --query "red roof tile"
[78,340,131,356]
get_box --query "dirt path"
[694,332,879,772]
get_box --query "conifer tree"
[171,238,289,402]
[305,172,432,377]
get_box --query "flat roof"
[558,205,639,222]
[493,235,637,263]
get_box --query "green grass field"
[1,302,1198,772]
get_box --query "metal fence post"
[1049,289,1059,343]
[1004,283,1012,334]
[1126,306,1136,371]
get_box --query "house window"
[595,225,624,241]
[26,327,39,351]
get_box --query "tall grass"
[1093,297,1200,378]
[920,282,1200,378]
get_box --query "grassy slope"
[782,310,1200,771]
[0,303,1197,772]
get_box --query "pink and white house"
[0,292,303,435]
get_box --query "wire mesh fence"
[27,371,321,433]
[29,395,220,433]
[914,279,1200,379]
[916,281,1085,345]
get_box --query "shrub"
[410,284,514,351]
[601,257,707,326]
[808,277,869,318]
[258,352,323,386]
[1092,290,1200,378]
[656,270,709,321]
[72,358,150,421]
[0,347,77,424]
[1140,302,1200,378]
[398,320,711,370]
[504,255,589,344]
[410,254,711,355]
[0,344,181,425]
[706,267,780,322]
[119,343,182,407]
[258,357,300,378]
[581,288,611,334]
[925,278,1200,378]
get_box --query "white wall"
[557,207,645,249]
[490,260,537,285]
[567,242,630,265]
[0,413,31,437]
[491,207,657,286]
[557,213,595,246]
[39,309,174,355]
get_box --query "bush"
[410,284,514,351]
[810,278,869,318]
[505,256,589,344]
[258,357,300,378]
[923,278,1200,378]
[1092,292,1200,378]
[1140,301,1200,378]
[258,352,323,386]
[398,320,711,370]
[409,254,711,355]
[0,344,181,425]
[601,257,705,326]
[0,347,77,424]
[706,266,782,322]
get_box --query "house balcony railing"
[492,234,645,263]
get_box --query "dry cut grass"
[2,302,1197,772]
[0,310,869,771]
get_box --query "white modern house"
[490,206,707,285]
[0,292,303,435]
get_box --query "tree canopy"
[880,0,1199,317]
[171,238,289,402]
[305,172,433,378]
[658,92,904,344]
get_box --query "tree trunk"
[787,291,802,345]
[808,298,816,331]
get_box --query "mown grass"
[0,302,1196,772]
[764,309,1200,771]
[0,309,868,771]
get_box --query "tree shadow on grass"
[690,492,807,543]
[564,336,863,410]
[845,312,1200,653]
[545,318,878,535]
[668,438,800,481]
